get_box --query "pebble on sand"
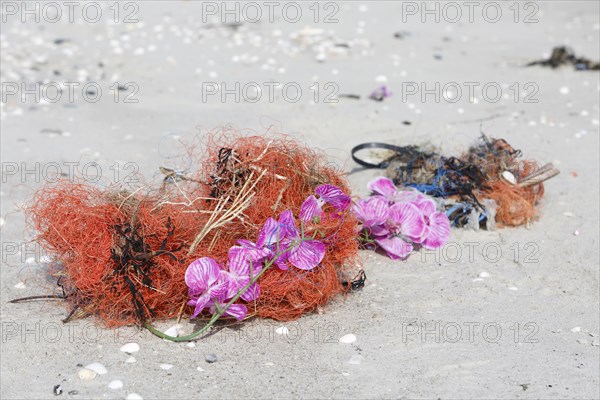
[14,282,26,289]
[275,326,289,335]
[120,343,140,353]
[53,384,63,395]
[160,363,174,370]
[108,380,124,390]
[348,354,364,365]
[77,368,97,381]
[339,334,357,344]
[571,326,582,332]
[479,272,490,278]
[205,354,218,363]
[85,362,107,375]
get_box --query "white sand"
[1,2,598,398]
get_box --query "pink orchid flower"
[413,197,451,249]
[244,210,326,271]
[224,246,263,302]
[352,196,390,237]
[374,202,426,259]
[300,184,351,223]
[185,257,248,321]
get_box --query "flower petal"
[227,247,252,277]
[289,240,326,270]
[352,196,389,227]
[422,211,451,249]
[389,202,426,240]
[300,195,324,223]
[274,246,290,270]
[256,217,280,247]
[223,303,248,321]
[189,293,210,319]
[184,257,221,292]
[367,177,397,199]
[394,190,421,204]
[278,210,298,239]
[375,236,414,260]
[233,241,272,267]
[415,197,437,216]
[315,184,351,211]
[209,270,234,300]
[240,282,260,301]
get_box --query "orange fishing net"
[26,132,359,327]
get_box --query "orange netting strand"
[480,159,545,227]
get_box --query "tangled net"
[25,131,359,327]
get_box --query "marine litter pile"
[19,132,558,338]
[24,132,360,329]
[351,135,560,230]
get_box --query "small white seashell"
[160,363,173,370]
[186,342,195,348]
[563,212,574,217]
[348,354,364,365]
[339,334,357,344]
[196,366,205,372]
[508,286,518,291]
[501,171,516,185]
[14,282,26,289]
[164,325,181,338]
[78,368,97,381]
[571,326,582,332]
[126,394,143,400]
[108,380,123,390]
[85,362,107,375]
[479,272,490,278]
[275,326,289,335]
[573,230,580,236]
[120,343,140,353]
[125,356,136,363]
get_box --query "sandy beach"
[1,1,599,399]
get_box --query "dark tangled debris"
[352,135,559,229]
[209,147,252,199]
[342,270,367,291]
[110,216,182,324]
[527,46,600,71]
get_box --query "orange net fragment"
[25,131,359,327]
